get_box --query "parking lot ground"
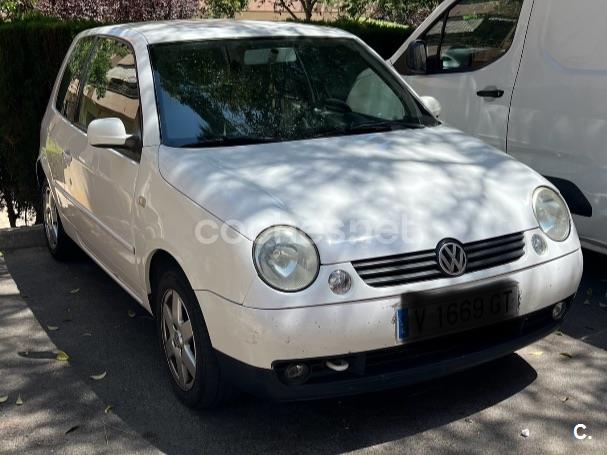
[0,254,159,454]
[1,246,607,454]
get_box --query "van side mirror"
[88,118,139,150]
[406,40,428,75]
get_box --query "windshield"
[150,37,439,148]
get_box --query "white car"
[391,0,607,255]
[38,20,583,408]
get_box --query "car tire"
[155,265,236,409]
[41,180,76,260]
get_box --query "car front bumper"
[214,301,570,401]
[198,248,582,400]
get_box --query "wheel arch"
[146,248,188,317]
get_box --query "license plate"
[396,284,520,342]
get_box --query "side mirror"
[420,96,442,118]
[406,40,427,75]
[88,118,138,149]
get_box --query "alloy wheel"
[43,185,58,249]
[161,288,197,391]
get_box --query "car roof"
[81,19,355,45]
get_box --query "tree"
[372,0,440,26]
[0,0,37,21]
[273,0,321,22]
[327,0,440,26]
[333,0,372,21]
[36,0,200,22]
[202,0,248,18]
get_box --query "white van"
[391,0,606,255]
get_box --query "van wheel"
[42,180,75,260]
[155,266,235,409]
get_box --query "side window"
[346,69,405,120]
[422,0,524,73]
[77,38,141,137]
[55,37,95,121]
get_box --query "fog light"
[284,363,310,383]
[552,302,566,320]
[328,270,352,295]
[532,233,547,255]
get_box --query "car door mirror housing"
[88,118,138,150]
[420,96,442,118]
[406,40,428,75]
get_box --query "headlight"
[253,226,320,292]
[533,187,571,241]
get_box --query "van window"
[55,37,95,121]
[419,0,524,73]
[77,37,141,138]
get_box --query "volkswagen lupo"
[38,21,583,408]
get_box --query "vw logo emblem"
[437,240,467,276]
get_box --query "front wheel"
[155,266,235,409]
[42,180,75,260]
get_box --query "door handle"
[477,88,504,98]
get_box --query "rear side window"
[404,0,524,73]
[77,37,141,137]
[55,37,95,120]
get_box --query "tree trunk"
[6,201,18,228]
[35,202,44,225]
[303,0,317,22]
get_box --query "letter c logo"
[574,424,587,440]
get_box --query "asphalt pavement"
[1,246,606,454]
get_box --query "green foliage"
[85,38,127,98]
[373,0,441,26]
[0,17,95,222]
[300,18,412,58]
[204,0,248,18]
[332,0,371,21]
[0,0,37,22]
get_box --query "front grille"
[352,232,525,288]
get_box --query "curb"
[0,225,46,250]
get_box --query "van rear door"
[391,0,533,151]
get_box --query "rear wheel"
[42,180,75,260]
[155,266,235,408]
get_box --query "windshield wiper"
[307,120,427,140]
[180,136,279,148]
[346,120,426,135]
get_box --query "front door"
[391,0,532,151]
[72,37,143,291]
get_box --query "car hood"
[158,126,547,264]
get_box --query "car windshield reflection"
[150,37,439,148]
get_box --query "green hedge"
[300,18,412,59]
[0,17,96,219]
